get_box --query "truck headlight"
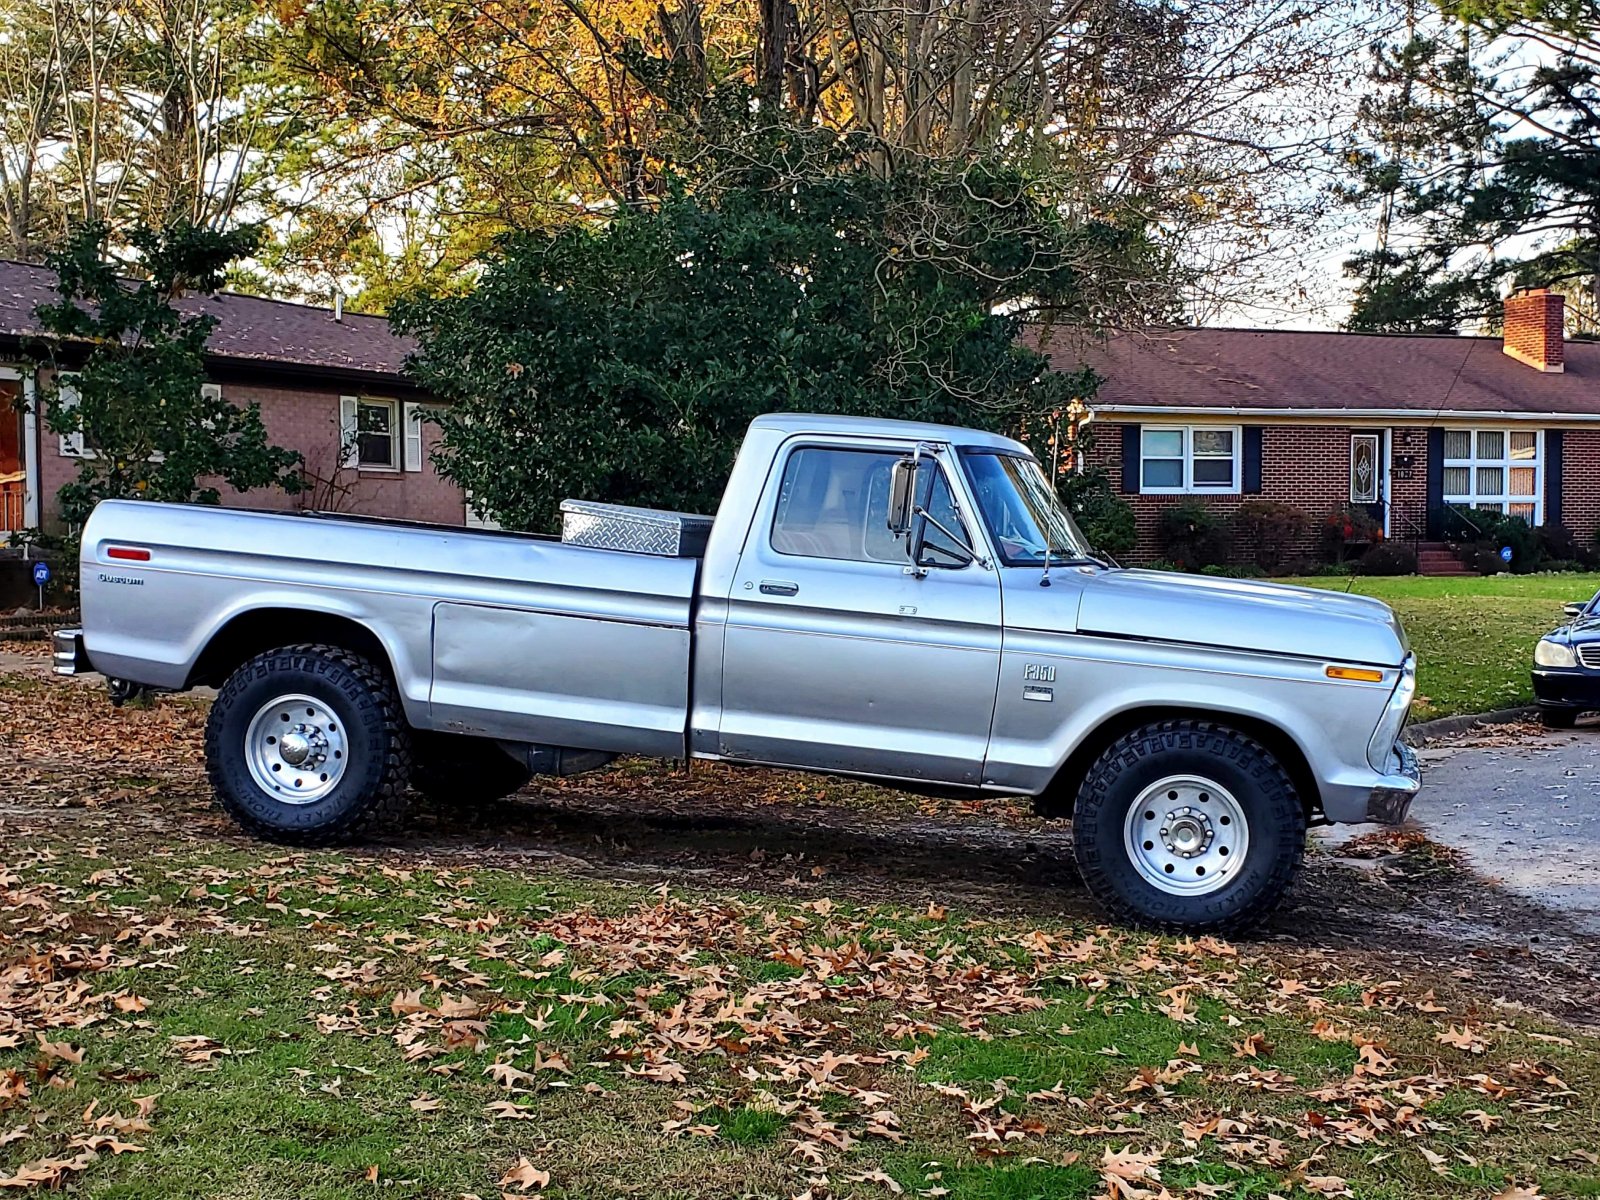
[1535,638,1578,668]
[1366,655,1416,772]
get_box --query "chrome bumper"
[1366,740,1420,824]
[53,627,92,677]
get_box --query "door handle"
[759,580,799,596]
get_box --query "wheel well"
[1035,707,1321,823]
[188,609,397,690]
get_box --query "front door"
[1350,431,1388,535]
[0,379,23,533]
[716,441,1002,786]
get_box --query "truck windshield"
[961,451,1100,567]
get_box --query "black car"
[1532,590,1600,727]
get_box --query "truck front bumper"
[1365,740,1420,824]
[53,627,92,676]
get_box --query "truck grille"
[1578,645,1600,670]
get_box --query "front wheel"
[1071,720,1306,935]
[204,643,413,845]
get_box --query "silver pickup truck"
[56,413,1418,932]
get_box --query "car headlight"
[1535,638,1578,668]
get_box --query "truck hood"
[1069,569,1409,667]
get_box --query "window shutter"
[199,382,222,433]
[1425,428,1444,539]
[339,396,359,468]
[1242,426,1263,494]
[403,402,423,472]
[1120,424,1141,494]
[57,376,84,457]
[1545,429,1563,528]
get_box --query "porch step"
[1418,551,1474,577]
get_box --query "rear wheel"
[411,733,532,805]
[1071,720,1306,935]
[1540,706,1580,729]
[204,643,412,845]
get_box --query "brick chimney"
[1502,288,1565,373]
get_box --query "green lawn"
[1283,573,1600,721]
[4,837,1597,1200]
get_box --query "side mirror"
[1564,602,1586,618]
[887,456,919,536]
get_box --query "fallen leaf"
[499,1157,549,1191]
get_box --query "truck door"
[715,441,1002,785]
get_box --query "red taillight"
[106,546,151,562]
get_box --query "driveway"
[1408,724,1600,933]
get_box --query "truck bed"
[79,500,702,755]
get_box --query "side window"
[771,446,970,566]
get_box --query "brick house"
[0,259,468,537]
[1055,290,1599,570]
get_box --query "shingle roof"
[1048,326,1600,418]
[0,259,412,381]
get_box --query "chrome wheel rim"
[1123,774,1249,896]
[244,693,348,804]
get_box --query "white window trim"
[1138,424,1242,495]
[342,395,402,472]
[1442,427,1542,525]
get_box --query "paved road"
[1410,726,1600,933]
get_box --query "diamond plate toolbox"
[559,500,714,558]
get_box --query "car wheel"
[1540,706,1580,729]
[1072,719,1306,935]
[204,643,412,845]
[411,733,532,805]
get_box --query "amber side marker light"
[1326,665,1384,683]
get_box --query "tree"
[392,132,1160,531]
[35,220,304,527]
[266,0,1383,317]
[1345,1,1600,334]
[0,0,311,261]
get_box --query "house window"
[356,399,398,469]
[1139,426,1240,494]
[1442,428,1541,523]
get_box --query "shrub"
[1232,499,1308,573]
[1536,523,1597,569]
[1142,558,1182,572]
[1356,542,1417,576]
[1156,501,1231,571]
[1454,508,1537,573]
[1319,505,1384,563]
[1072,487,1137,559]
[1539,559,1588,574]
[1200,563,1264,579]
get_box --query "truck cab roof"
[748,413,1032,456]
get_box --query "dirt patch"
[5,670,1598,1026]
